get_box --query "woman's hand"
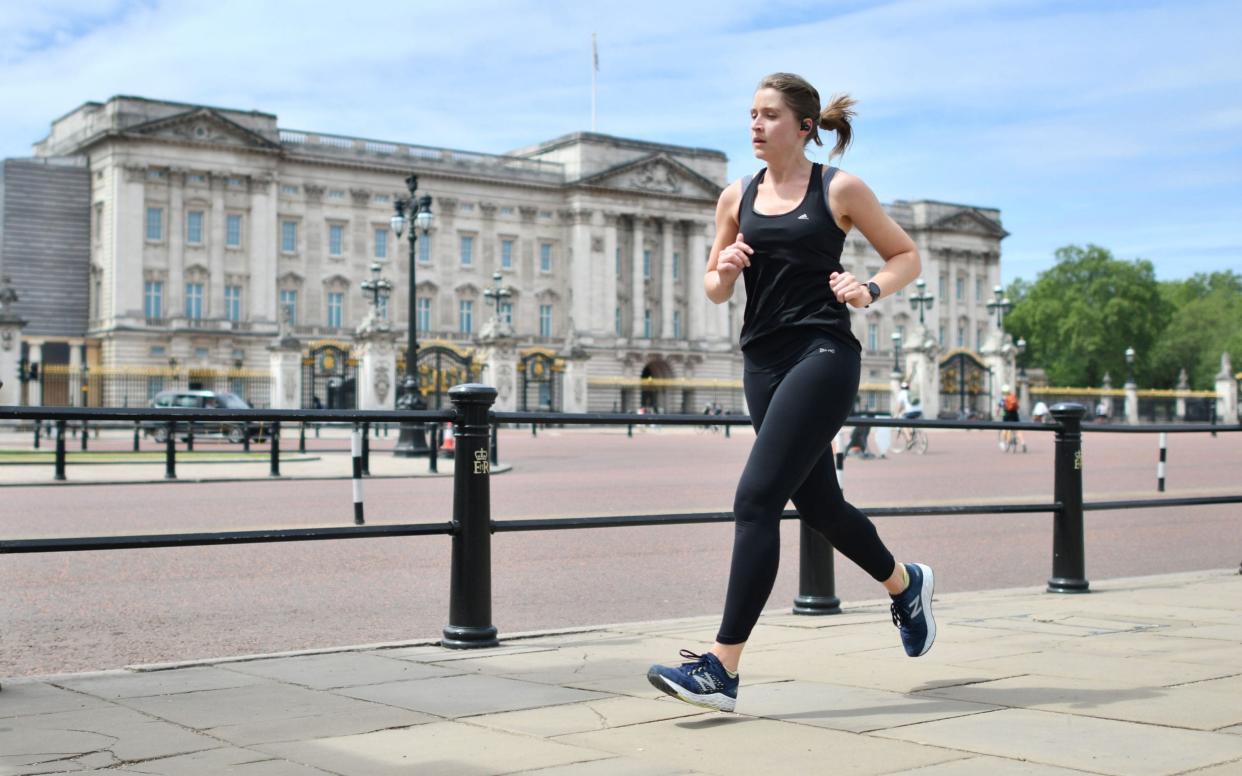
[715,232,753,285]
[829,271,871,309]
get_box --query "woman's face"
[750,87,802,160]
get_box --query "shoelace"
[891,599,911,629]
[678,648,711,672]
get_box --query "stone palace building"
[1,95,1010,415]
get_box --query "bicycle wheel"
[889,427,908,455]
[911,429,928,454]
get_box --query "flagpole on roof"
[591,32,598,132]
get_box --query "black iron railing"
[1,390,1239,652]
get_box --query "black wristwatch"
[865,281,881,307]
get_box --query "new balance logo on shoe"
[908,598,922,619]
[693,673,722,693]
[797,213,809,220]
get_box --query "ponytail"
[818,93,856,159]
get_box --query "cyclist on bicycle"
[999,385,1026,452]
[896,381,922,419]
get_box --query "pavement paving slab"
[557,715,965,776]
[874,707,1242,776]
[254,721,614,776]
[918,673,1242,730]
[215,650,464,689]
[331,673,610,718]
[111,681,434,746]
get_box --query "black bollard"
[243,424,250,452]
[428,423,439,474]
[442,384,499,649]
[80,421,88,451]
[627,423,633,438]
[33,422,41,450]
[54,420,66,481]
[299,422,306,453]
[186,421,194,452]
[794,442,842,615]
[531,421,537,438]
[270,421,281,477]
[133,421,140,452]
[165,421,176,479]
[1048,403,1089,593]
[490,421,498,466]
[361,422,371,476]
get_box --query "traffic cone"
[440,422,455,455]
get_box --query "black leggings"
[716,333,897,645]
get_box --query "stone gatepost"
[475,315,519,412]
[1216,352,1238,424]
[268,315,302,409]
[355,320,398,410]
[0,277,27,407]
[1124,375,1139,425]
[1100,373,1114,419]
[558,322,591,415]
[1176,369,1189,421]
[903,323,941,419]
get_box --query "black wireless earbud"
[802,120,812,131]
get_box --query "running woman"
[647,73,936,712]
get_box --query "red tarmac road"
[2,424,1238,677]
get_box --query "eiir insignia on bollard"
[1074,450,1083,470]
[473,448,490,475]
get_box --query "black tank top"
[737,163,861,355]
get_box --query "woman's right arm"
[704,181,751,304]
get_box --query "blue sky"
[2,0,1238,284]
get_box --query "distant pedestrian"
[646,73,936,713]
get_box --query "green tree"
[1005,245,1169,387]
[1151,271,1242,389]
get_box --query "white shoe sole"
[649,673,736,712]
[912,562,937,657]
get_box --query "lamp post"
[891,331,902,373]
[909,277,934,325]
[1016,337,1027,378]
[359,261,392,318]
[482,271,511,326]
[1125,346,1136,385]
[390,174,434,457]
[986,285,1012,331]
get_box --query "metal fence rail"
[2,389,1240,653]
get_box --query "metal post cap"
[1048,403,1087,417]
[448,384,498,403]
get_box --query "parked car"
[146,390,265,444]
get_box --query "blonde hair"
[757,72,856,158]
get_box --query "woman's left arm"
[829,172,921,307]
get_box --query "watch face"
[868,282,881,300]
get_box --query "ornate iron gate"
[397,344,480,410]
[519,350,562,411]
[303,343,356,409]
[939,350,990,419]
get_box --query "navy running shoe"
[647,649,738,712]
[891,562,937,657]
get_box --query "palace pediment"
[929,209,1009,239]
[125,108,282,153]
[574,153,721,200]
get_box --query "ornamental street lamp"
[359,261,392,318]
[891,331,902,373]
[1016,336,1027,378]
[909,277,934,325]
[482,271,511,324]
[390,174,434,457]
[1125,346,1136,385]
[987,285,1012,331]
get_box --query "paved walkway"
[3,569,1240,775]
